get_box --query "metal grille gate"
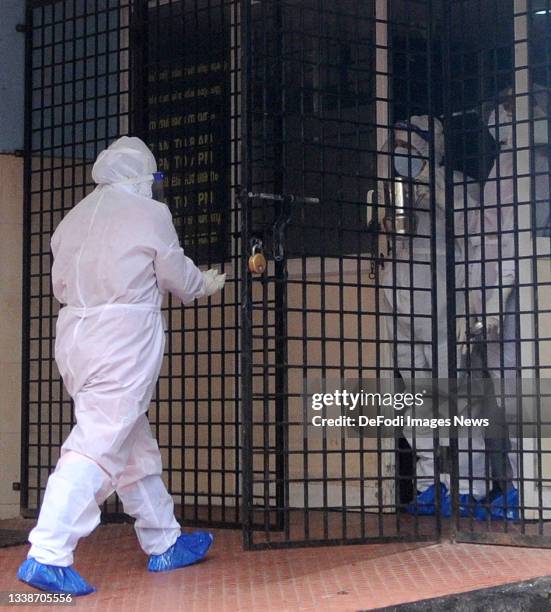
[21,0,243,528]
[240,0,551,549]
[22,0,550,550]
[445,0,551,547]
[240,0,447,549]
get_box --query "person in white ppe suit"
[381,115,487,517]
[18,136,226,595]
[470,87,550,520]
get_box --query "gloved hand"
[484,314,501,339]
[468,313,500,340]
[482,284,514,339]
[456,317,468,357]
[202,269,226,297]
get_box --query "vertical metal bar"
[130,0,147,138]
[317,0,329,545]
[526,1,543,535]
[335,5,348,544]
[426,0,442,538]
[231,0,241,526]
[168,0,176,520]
[20,0,35,513]
[358,0,373,542]
[219,0,227,515]
[272,0,288,533]
[442,0,460,529]
[387,0,404,538]
[509,4,522,532]
[205,0,213,527]
[240,0,253,549]
[37,0,47,509]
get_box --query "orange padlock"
[248,244,267,274]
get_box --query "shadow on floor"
[374,576,551,612]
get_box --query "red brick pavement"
[2,524,551,611]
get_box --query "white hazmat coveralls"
[476,93,549,482]
[28,137,208,567]
[382,116,487,498]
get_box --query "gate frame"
[19,0,551,550]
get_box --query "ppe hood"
[394,115,445,167]
[91,136,157,185]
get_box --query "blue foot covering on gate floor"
[406,483,451,517]
[475,487,519,521]
[458,494,479,518]
[147,531,214,572]
[407,485,519,521]
[17,558,95,595]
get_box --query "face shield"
[382,124,431,236]
[393,141,426,179]
[151,171,165,202]
[110,171,165,201]
[392,121,431,179]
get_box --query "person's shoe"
[475,487,519,521]
[406,483,451,517]
[458,494,479,518]
[147,531,214,572]
[17,558,95,596]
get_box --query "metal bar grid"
[241,0,550,550]
[241,0,447,548]
[21,0,551,551]
[22,0,243,529]
[444,0,551,545]
[22,0,137,517]
[138,0,242,528]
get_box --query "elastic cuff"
[28,546,73,568]
[143,528,181,556]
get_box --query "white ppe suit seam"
[74,189,105,312]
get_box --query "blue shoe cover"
[406,483,451,517]
[147,531,214,572]
[459,494,479,518]
[475,487,519,521]
[17,558,95,595]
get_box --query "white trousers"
[28,305,181,566]
[383,293,488,498]
[388,296,518,498]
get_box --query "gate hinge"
[14,149,24,158]
[16,23,29,33]
[12,482,20,491]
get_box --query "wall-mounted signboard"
[144,1,230,264]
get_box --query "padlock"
[248,244,267,274]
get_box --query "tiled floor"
[2,523,551,611]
